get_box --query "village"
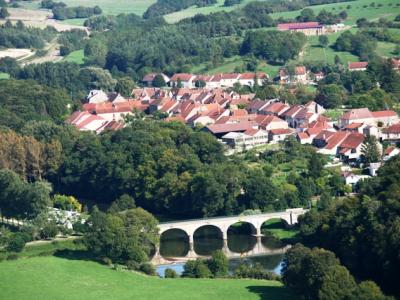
[67,64,400,189]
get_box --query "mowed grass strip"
[63,49,85,65]
[0,256,297,300]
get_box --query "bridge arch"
[159,228,190,257]
[193,225,223,255]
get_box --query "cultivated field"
[22,0,156,17]
[0,256,296,300]
[0,49,34,60]
[0,8,88,31]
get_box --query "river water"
[156,225,288,277]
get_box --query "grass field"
[63,49,85,64]
[165,0,400,24]
[0,256,296,300]
[0,72,10,79]
[261,219,299,240]
[270,0,400,26]
[23,0,156,16]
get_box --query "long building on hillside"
[277,22,324,36]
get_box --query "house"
[337,133,365,162]
[148,98,179,115]
[259,102,290,117]
[268,128,294,143]
[382,123,400,141]
[339,108,399,128]
[237,72,268,87]
[142,73,170,87]
[369,162,382,176]
[66,111,107,132]
[170,73,196,88]
[247,100,269,114]
[279,66,308,84]
[86,90,110,104]
[277,22,324,36]
[83,100,148,121]
[255,115,289,131]
[383,146,400,161]
[222,129,269,151]
[205,121,257,138]
[348,62,368,72]
[315,131,349,155]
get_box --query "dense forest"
[293,156,400,297]
[0,21,56,49]
[143,0,217,19]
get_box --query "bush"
[102,257,113,266]
[59,45,71,56]
[126,260,140,271]
[6,234,26,253]
[41,223,59,239]
[6,253,19,260]
[139,263,156,276]
[165,268,178,278]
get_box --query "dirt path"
[23,36,63,65]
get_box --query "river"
[155,225,289,277]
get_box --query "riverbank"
[0,256,297,300]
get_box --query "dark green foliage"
[224,0,241,7]
[315,84,346,108]
[52,5,102,20]
[182,259,212,278]
[299,156,400,296]
[282,244,356,299]
[334,31,377,60]
[0,57,20,77]
[40,222,59,239]
[234,263,280,280]
[84,207,159,264]
[361,135,380,166]
[0,79,70,130]
[143,0,217,19]
[207,250,228,277]
[240,31,306,63]
[0,22,56,49]
[115,77,135,97]
[58,29,87,54]
[41,0,66,9]
[6,233,26,253]
[139,262,156,275]
[164,268,178,278]
[0,7,9,19]
[152,74,166,87]
[108,194,136,213]
[0,169,51,220]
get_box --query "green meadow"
[165,0,400,24]
[0,256,297,300]
[63,49,85,65]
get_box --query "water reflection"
[160,226,287,258]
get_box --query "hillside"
[0,256,297,300]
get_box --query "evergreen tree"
[361,135,380,166]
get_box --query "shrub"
[165,268,178,278]
[126,260,140,271]
[140,263,156,276]
[41,223,59,239]
[6,234,26,253]
[102,257,113,266]
[6,253,19,260]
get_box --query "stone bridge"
[154,208,307,262]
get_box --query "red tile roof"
[348,62,368,70]
[206,122,255,134]
[171,73,194,81]
[383,123,400,134]
[341,108,373,120]
[371,110,398,118]
[277,22,321,30]
[269,128,293,135]
[339,133,364,149]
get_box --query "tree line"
[143,0,217,19]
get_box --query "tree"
[84,207,159,264]
[164,268,178,278]
[195,80,206,88]
[207,250,228,277]
[316,84,346,109]
[152,74,166,87]
[115,77,135,97]
[6,234,26,252]
[182,259,212,278]
[318,35,329,48]
[352,281,387,300]
[361,135,380,166]
[0,7,9,19]
[41,222,59,239]
[108,194,136,213]
[318,265,357,300]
